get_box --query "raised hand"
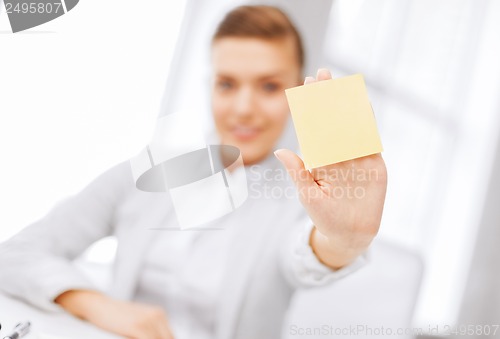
[275,69,387,269]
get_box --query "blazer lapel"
[109,192,175,300]
[215,199,271,339]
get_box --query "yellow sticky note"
[285,74,383,169]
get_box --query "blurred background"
[1,0,499,338]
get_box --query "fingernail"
[316,68,332,79]
[304,76,315,85]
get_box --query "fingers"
[274,149,317,196]
[152,308,174,339]
[316,68,332,81]
[304,76,315,85]
[157,319,175,339]
[304,68,333,85]
[163,321,175,339]
[126,305,174,339]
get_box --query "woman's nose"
[233,87,256,117]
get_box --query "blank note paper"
[285,74,383,169]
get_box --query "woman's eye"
[217,81,233,91]
[262,82,279,92]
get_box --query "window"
[324,0,500,329]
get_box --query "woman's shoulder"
[100,160,135,184]
[79,160,136,199]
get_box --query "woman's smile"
[230,124,263,141]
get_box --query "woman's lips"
[230,125,262,141]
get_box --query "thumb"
[274,149,317,194]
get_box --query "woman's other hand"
[56,290,175,339]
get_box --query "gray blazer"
[0,159,364,339]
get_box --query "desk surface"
[0,293,122,339]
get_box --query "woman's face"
[211,37,302,165]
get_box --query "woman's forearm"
[54,289,174,339]
[55,289,105,320]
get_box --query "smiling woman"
[211,6,303,165]
[0,4,386,339]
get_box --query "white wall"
[0,0,186,241]
[324,0,500,331]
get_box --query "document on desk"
[38,335,73,339]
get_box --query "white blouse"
[135,228,231,339]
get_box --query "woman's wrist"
[309,225,365,270]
